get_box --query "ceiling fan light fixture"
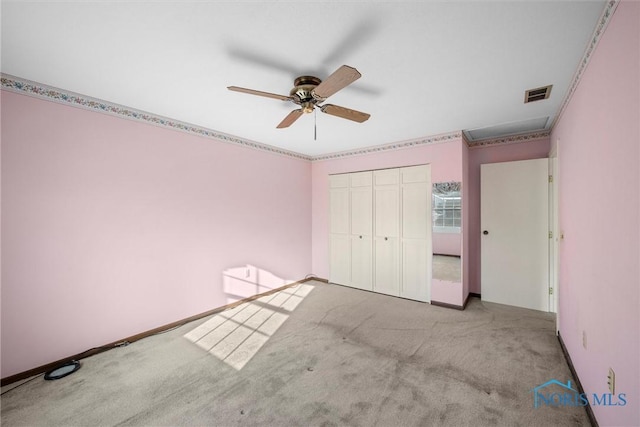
[302,102,315,114]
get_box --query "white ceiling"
[1,1,606,157]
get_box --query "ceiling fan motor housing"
[290,76,323,113]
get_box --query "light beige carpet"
[0,281,590,426]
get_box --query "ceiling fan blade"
[228,86,292,101]
[277,109,304,129]
[320,104,370,123]
[312,65,362,100]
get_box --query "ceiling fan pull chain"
[314,107,317,141]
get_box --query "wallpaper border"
[464,131,551,149]
[551,0,619,128]
[0,74,465,161]
[0,0,617,163]
[0,74,314,162]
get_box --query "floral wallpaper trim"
[0,74,314,162]
[551,0,619,128]
[0,74,465,162]
[311,132,463,161]
[464,131,551,149]
[0,73,576,160]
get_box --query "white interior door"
[481,159,549,311]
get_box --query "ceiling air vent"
[524,85,552,103]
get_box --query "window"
[432,182,461,233]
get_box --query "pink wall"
[1,91,312,378]
[551,2,639,425]
[466,138,550,295]
[311,138,464,305]
[433,232,461,256]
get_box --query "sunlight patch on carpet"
[184,283,315,370]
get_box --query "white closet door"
[330,174,349,235]
[400,165,431,302]
[329,166,432,302]
[350,172,373,290]
[329,174,350,285]
[374,238,400,296]
[373,169,400,297]
[350,172,373,237]
[330,235,351,285]
[402,241,429,300]
[351,236,373,290]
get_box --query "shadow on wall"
[183,282,315,370]
[222,265,295,305]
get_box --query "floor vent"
[524,85,552,103]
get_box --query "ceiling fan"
[228,65,370,129]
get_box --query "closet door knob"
[359,235,362,239]
[483,230,489,235]
[385,237,388,241]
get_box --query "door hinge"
[549,231,553,239]
[549,287,554,295]
[549,175,553,183]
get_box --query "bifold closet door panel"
[402,240,429,301]
[351,235,373,290]
[329,174,350,285]
[330,235,351,285]
[349,171,373,290]
[373,168,400,296]
[401,184,430,239]
[374,237,400,296]
[350,172,373,237]
[400,165,431,302]
[374,169,400,239]
[350,184,373,287]
[329,175,349,235]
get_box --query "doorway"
[480,158,549,311]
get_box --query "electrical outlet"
[582,331,587,349]
[608,368,615,394]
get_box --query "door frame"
[549,141,560,328]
